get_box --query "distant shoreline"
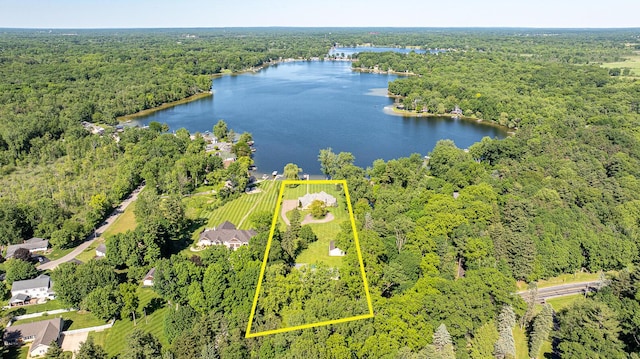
[383,105,514,133]
[117,92,212,122]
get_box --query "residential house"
[4,318,63,357]
[5,238,49,259]
[329,241,346,257]
[143,268,156,286]
[95,243,107,257]
[298,191,337,209]
[197,221,257,251]
[10,275,55,304]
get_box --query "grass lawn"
[281,183,351,267]
[601,55,640,76]
[44,247,75,261]
[75,239,104,263]
[101,287,168,357]
[6,300,68,316]
[513,326,529,359]
[101,202,138,238]
[11,310,105,330]
[191,180,280,231]
[546,293,584,311]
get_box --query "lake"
[136,60,506,175]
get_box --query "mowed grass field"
[93,287,168,357]
[187,180,280,233]
[279,183,351,267]
[11,310,105,330]
[101,201,138,238]
[601,55,640,76]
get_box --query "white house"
[329,241,346,257]
[3,318,63,357]
[95,243,107,257]
[10,275,55,303]
[298,191,337,209]
[143,268,156,286]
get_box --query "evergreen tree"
[76,337,107,359]
[528,304,553,359]
[433,323,455,358]
[494,305,516,359]
[44,341,64,358]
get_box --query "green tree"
[528,304,553,359]
[4,259,37,284]
[119,282,140,323]
[494,305,516,359]
[213,120,228,141]
[76,337,108,359]
[309,200,327,219]
[469,320,499,359]
[83,285,123,321]
[44,340,64,358]
[123,329,162,359]
[284,162,302,181]
[555,300,626,359]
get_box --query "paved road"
[37,184,145,271]
[517,281,601,303]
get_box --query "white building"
[10,275,55,303]
[329,241,346,257]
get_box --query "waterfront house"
[298,191,337,209]
[197,221,257,251]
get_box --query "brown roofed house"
[197,221,257,251]
[3,318,63,357]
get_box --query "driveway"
[60,332,88,354]
[38,184,145,271]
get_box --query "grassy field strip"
[97,287,168,356]
[202,180,279,229]
[101,201,138,238]
[601,55,640,75]
[11,310,105,331]
[516,271,601,291]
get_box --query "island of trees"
[0,28,639,358]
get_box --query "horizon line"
[2,26,640,30]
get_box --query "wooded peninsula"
[1,28,640,359]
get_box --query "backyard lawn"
[279,182,352,267]
[187,180,280,233]
[11,310,105,330]
[98,287,168,356]
[6,300,68,316]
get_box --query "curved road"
[38,185,145,271]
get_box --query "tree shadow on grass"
[143,297,165,316]
[167,218,207,255]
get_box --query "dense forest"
[1,28,640,358]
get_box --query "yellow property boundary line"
[245,179,374,338]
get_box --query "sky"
[0,0,638,29]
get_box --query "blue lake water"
[136,60,506,175]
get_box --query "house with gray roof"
[10,274,55,303]
[5,238,49,259]
[298,191,337,209]
[4,318,63,357]
[96,243,107,257]
[197,221,257,251]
